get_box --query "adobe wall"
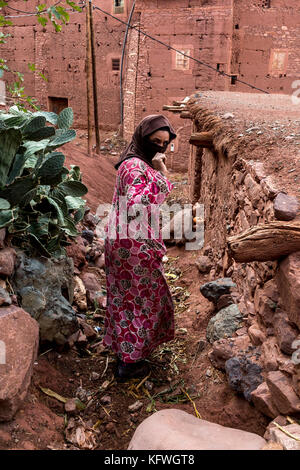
[230,0,300,95]
[187,101,300,418]
[124,0,233,171]
[2,0,133,129]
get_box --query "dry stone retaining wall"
[189,106,300,419]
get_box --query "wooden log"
[180,111,192,119]
[227,221,300,262]
[189,132,214,148]
[172,100,188,106]
[162,105,185,112]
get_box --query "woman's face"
[148,130,170,149]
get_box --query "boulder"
[200,278,237,304]
[128,409,266,450]
[273,192,299,221]
[0,306,39,421]
[206,303,243,343]
[12,251,78,345]
[276,251,300,329]
[266,370,300,415]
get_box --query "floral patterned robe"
[103,157,175,363]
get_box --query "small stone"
[81,229,94,244]
[196,256,212,274]
[206,368,212,377]
[100,395,112,405]
[76,387,89,403]
[0,286,12,306]
[100,380,110,390]
[273,192,299,221]
[128,400,143,412]
[91,372,100,381]
[222,113,234,119]
[105,422,115,433]
[144,381,153,392]
[65,398,78,415]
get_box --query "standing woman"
[103,115,177,379]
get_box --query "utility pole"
[86,0,93,156]
[89,0,101,154]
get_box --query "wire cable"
[92,4,270,95]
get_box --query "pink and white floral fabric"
[103,157,175,363]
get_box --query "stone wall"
[188,103,300,419]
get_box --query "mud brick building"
[2,1,300,170]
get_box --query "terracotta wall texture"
[2,1,300,170]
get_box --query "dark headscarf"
[115,114,177,170]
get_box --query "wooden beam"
[227,221,300,262]
[180,111,192,119]
[172,100,188,106]
[189,132,214,148]
[162,105,185,113]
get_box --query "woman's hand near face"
[152,152,168,176]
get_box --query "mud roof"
[185,91,300,198]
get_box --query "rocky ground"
[0,128,299,450]
[0,243,270,450]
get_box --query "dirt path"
[0,137,269,450]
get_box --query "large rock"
[200,278,237,304]
[0,248,16,277]
[276,251,300,329]
[208,335,251,370]
[225,356,263,401]
[266,370,300,415]
[251,382,280,418]
[128,409,266,450]
[266,423,300,450]
[206,303,243,343]
[12,251,78,345]
[254,287,277,327]
[0,306,39,421]
[273,311,299,355]
[273,192,299,221]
